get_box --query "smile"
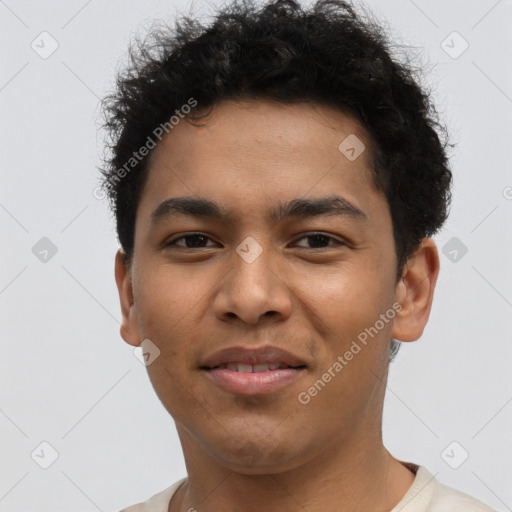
[200,345,308,395]
[210,362,304,372]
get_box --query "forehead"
[149,99,373,172]
[136,99,384,227]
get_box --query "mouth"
[205,362,307,372]
[200,345,308,395]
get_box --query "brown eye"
[292,233,344,249]
[166,234,218,248]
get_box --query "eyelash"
[165,232,346,250]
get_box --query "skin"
[115,99,440,512]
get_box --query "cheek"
[292,257,394,342]
[134,267,203,413]
[294,265,393,428]
[134,264,206,336]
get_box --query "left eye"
[166,233,343,249]
[292,233,344,249]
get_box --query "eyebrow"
[149,195,367,227]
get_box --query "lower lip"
[203,368,306,395]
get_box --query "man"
[99,0,496,510]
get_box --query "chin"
[205,433,311,475]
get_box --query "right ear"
[114,249,141,347]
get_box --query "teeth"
[253,364,270,373]
[215,362,292,372]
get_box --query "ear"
[392,238,440,342]
[114,249,141,347]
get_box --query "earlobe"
[391,238,440,342]
[114,249,141,347]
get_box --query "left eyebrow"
[268,195,367,223]
[149,194,367,227]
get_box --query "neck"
[170,427,415,512]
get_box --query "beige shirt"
[119,463,496,512]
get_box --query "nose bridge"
[232,235,276,296]
[215,235,292,323]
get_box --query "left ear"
[392,238,440,342]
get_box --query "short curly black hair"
[99,0,452,277]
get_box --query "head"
[102,0,451,473]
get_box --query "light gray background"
[1,0,511,510]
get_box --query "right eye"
[165,233,219,249]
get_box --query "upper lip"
[200,345,307,369]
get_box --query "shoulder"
[392,464,496,512]
[430,480,496,512]
[119,478,187,512]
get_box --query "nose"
[213,240,293,325]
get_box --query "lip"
[199,345,308,396]
[204,367,306,395]
[200,345,307,369]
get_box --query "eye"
[292,233,345,249]
[165,233,219,249]
[164,232,345,250]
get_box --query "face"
[115,99,438,474]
